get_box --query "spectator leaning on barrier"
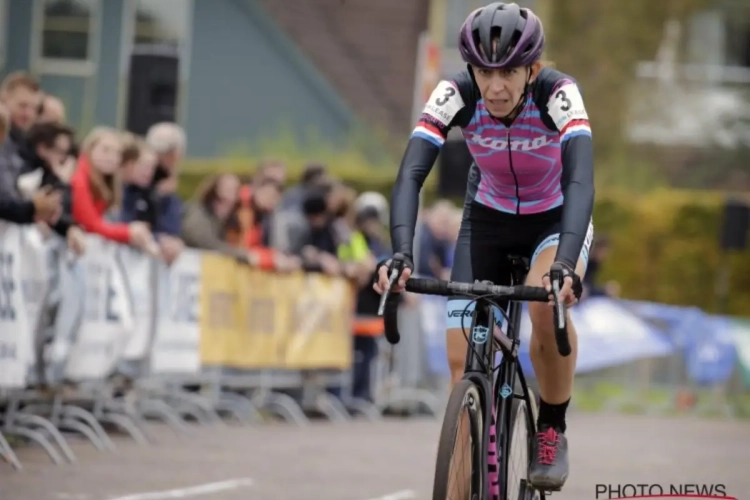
[230,177,301,272]
[181,173,256,263]
[279,162,328,211]
[36,93,79,172]
[144,122,184,232]
[120,133,159,228]
[0,72,42,201]
[331,182,374,283]
[336,193,391,404]
[144,122,186,264]
[37,94,66,125]
[16,122,86,254]
[71,126,157,255]
[0,102,60,225]
[354,191,390,261]
[290,186,344,275]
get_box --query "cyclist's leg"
[446,207,508,387]
[525,220,594,490]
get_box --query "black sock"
[537,398,570,433]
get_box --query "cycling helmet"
[458,2,544,69]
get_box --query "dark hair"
[26,122,74,150]
[356,205,381,225]
[196,173,239,208]
[301,162,327,185]
[302,188,328,216]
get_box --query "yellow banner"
[282,272,354,370]
[199,253,242,366]
[199,253,355,371]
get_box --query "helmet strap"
[499,66,533,124]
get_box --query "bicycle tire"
[433,379,486,500]
[503,390,544,500]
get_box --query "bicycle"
[378,255,571,500]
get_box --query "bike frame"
[461,256,537,498]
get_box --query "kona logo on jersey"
[467,132,555,152]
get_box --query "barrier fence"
[0,221,440,471]
[2,220,750,471]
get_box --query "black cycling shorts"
[446,201,593,330]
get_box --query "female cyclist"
[374,2,594,494]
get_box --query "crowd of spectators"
[0,70,617,402]
[0,71,469,403]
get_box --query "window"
[134,0,188,48]
[40,0,96,61]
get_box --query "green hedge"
[179,162,749,313]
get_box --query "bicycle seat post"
[508,255,530,286]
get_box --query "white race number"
[547,82,588,131]
[423,80,465,126]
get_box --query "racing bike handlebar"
[377,270,572,357]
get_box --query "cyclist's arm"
[547,79,595,270]
[391,75,474,258]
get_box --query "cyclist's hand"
[542,262,581,307]
[373,253,413,294]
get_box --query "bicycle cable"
[458,294,512,374]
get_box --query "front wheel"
[433,379,486,500]
[503,389,543,500]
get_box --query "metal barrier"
[0,222,441,471]
[3,221,747,471]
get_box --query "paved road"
[2,413,748,500]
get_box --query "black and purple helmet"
[459,2,545,69]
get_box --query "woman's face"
[470,61,541,118]
[89,134,122,174]
[38,133,71,167]
[212,176,240,221]
[132,150,157,187]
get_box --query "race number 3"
[548,82,588,131]
[424,80,465,126]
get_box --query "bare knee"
[528,302,555,341]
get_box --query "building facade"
[1,0,387,157]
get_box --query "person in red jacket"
[70,127,155,253]
[233,178,300,272]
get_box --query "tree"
[543,0,709,169]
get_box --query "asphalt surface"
[2,412,748,500]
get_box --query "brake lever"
[377,268,400,316]
[549,269,566,329]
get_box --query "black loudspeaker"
[719,199,750,250]
[437,138,473,198]
[126,47,180,136]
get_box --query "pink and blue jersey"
[410,68,592,215]
[391,67,595,269]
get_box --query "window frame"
[30,0,102,77]
[0,0,8,71]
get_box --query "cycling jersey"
[390,67,594,269]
